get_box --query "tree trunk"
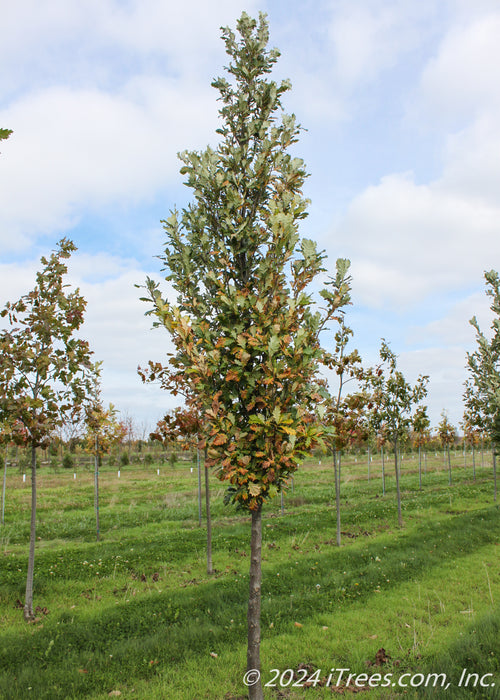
[394,441,403,527]
[418,445,422,491]
[472,445,476,481]
[94,434,100,542]
[1,451,7,525]
[197,448,202,527]
[493,450,497,503]
[447,445,452,485]
[204,454,213,575]
[247,505,263,700]
[381,446,385,496]
[367,447,370,481]
[334,448,341,546]
[24,444,37,621]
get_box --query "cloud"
[325,0,433,86]
[407,290,494,346]
[328,2,500,312]
[0,0,265,254]
[0,252,179,430]
[67,255,177,424]
[0,0,261,97]
[0,79,219,251]
[415,11,500,126]
[398,346,468,428]
[331,169,500,309]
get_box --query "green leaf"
[268,336,279,356]
[301,238,317,262]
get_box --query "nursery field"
[0,452,499,699]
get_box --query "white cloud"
[0,0,266,254]
[0,79,218,250]
[416,11,500,126]
[67,256,177,424]
[441,115,500,208]
[408,291,494,346]
[398,346,468,428]
[331,169,500,309]
[326,0,432,85]
[0,252,179,429]
[0,0,261,95]
[328,2,500,311]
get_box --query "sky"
[1,0,499,435]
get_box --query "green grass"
[0,452,498,698]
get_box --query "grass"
[0,451,498,699]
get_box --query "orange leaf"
[212,433,228,446]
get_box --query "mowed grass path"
[0,453,499,699]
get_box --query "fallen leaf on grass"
[366,648,391,667]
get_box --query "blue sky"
[1,0,499,434]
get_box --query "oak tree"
[467,270,500,501]
[364,340,428,527]
[322,303,365,545]
[84,362,122,541]
[437,410,456,485]
[150,406,213,574]
[412,405,430,490]
[0,239,91,619]
[140,13,351,697]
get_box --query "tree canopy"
[141,12,351,512]
[467,270,500,450]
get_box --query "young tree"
[324,389,366,545]
[139,13,351,697]
[412,405,430,490]
[0,239,91,620]
[150,405,213,574]
[462,383,486,481]
[322,308,364,545]
[467,270,500,501]
[84,362,122,541]
[437,411,456,485]
[364,340,428,527]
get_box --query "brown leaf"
[374,648,390,666]
[212,433,228,446]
